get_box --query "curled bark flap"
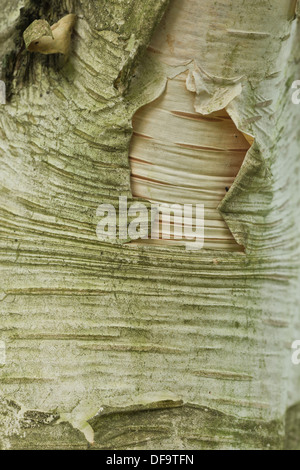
[23,14,76,55]
[23,19,54,50]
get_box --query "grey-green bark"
[0,0,300,450]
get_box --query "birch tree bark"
[0,0,300,450]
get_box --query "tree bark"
[0,0,300,450]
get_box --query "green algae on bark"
[0,0,300,451]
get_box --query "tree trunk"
[0,0,300,450]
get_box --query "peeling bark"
[0,0,300,450]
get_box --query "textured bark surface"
[0,0,300,450]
